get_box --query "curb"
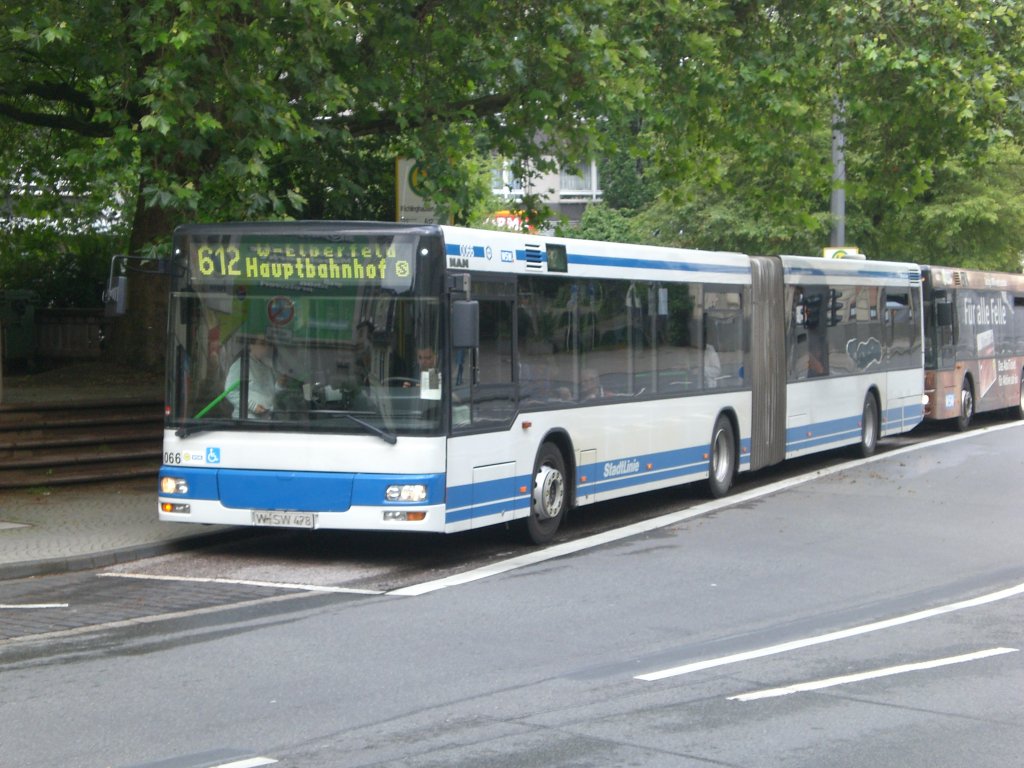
[0,528,241,582]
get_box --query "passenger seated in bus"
[520,361,571,402]
[225,334,281,418]
[807,336,828,377]
[581,369,610,400]
[704,344,722,387]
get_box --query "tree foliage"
[2,0,1023,367]
[1,0,659,364]
[865,139,1024,271]
[574,1,1024,270]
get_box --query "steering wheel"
[383,376,419,387]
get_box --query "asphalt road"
[1,420,1022,767]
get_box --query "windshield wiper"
[320,410,397,444]
[175,412,396,442]
[175,419,231,438]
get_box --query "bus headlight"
[160,476,189,495]
[385,484,428,502]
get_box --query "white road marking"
[388,499,731,596]
[98,571,383,595]
[729,647,1018,701]
[392,421,1024,597]
[0,603,69,609]
[636,581,1024,681]
[1,592,317,647]
[212,758,278,768]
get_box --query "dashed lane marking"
[729,647,1019,701]
[98,571,384,595]
[636,581,1024,681]
[212,758,278,768]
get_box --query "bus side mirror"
[452,300,479,348]
[936,302,953,327]
[104,274,128,317]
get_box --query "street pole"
[831,107,846,248]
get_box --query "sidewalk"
[0,479,232,580]
[0,361,230,580]
[1,358,164,406]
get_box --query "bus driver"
[225,335,279,418]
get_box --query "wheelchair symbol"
[206,447,221,464]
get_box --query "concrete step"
[0,398,163,489]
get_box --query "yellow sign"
[822,246,861,259]
[396,158,447,224]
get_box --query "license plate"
[251,510,316,529]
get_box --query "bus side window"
[659,283,701,392]
[461,297,515,428]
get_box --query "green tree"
[0,0,657,368]
[866,140,1024,271]
[4,0,1024,373]
[622,1,1024,254]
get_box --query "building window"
[490,163,525,198]
[559,161,601,199]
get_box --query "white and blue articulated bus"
[159,222,924,543]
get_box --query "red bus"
[921,265,1024,429]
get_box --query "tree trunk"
[106,181,173,373]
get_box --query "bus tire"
[1015,375,1024,420]
[706,414,736,499]
[956,378,974,432]
[858,393,880,458]
[524,443,568,545]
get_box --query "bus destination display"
[187,235,415,290]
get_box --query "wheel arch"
[715,407,741,472]
[865,384,881,419]
[536,428,576,509]
[961,371,975,395]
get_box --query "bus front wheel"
[706,415,735,499]
[525,443,568,545]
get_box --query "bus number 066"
[163,452,183,465]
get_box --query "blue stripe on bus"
[445,494,531,524]
[784,404,924,454]
[884,404,924,431]
[445,242,921,284]
[165,404,921,524]
[158,467,445,512]
[444,443,720,525]
[785,265,920,282]
[444,243,749,276]
[566,253,749,275]
[785,419,862,453]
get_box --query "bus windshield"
[166,225,445,437]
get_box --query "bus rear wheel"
[956,378,974,432]
[524,443,567,545]
[706,415,735,499]
[858,393,880,458]
[1016,375,1024,420]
